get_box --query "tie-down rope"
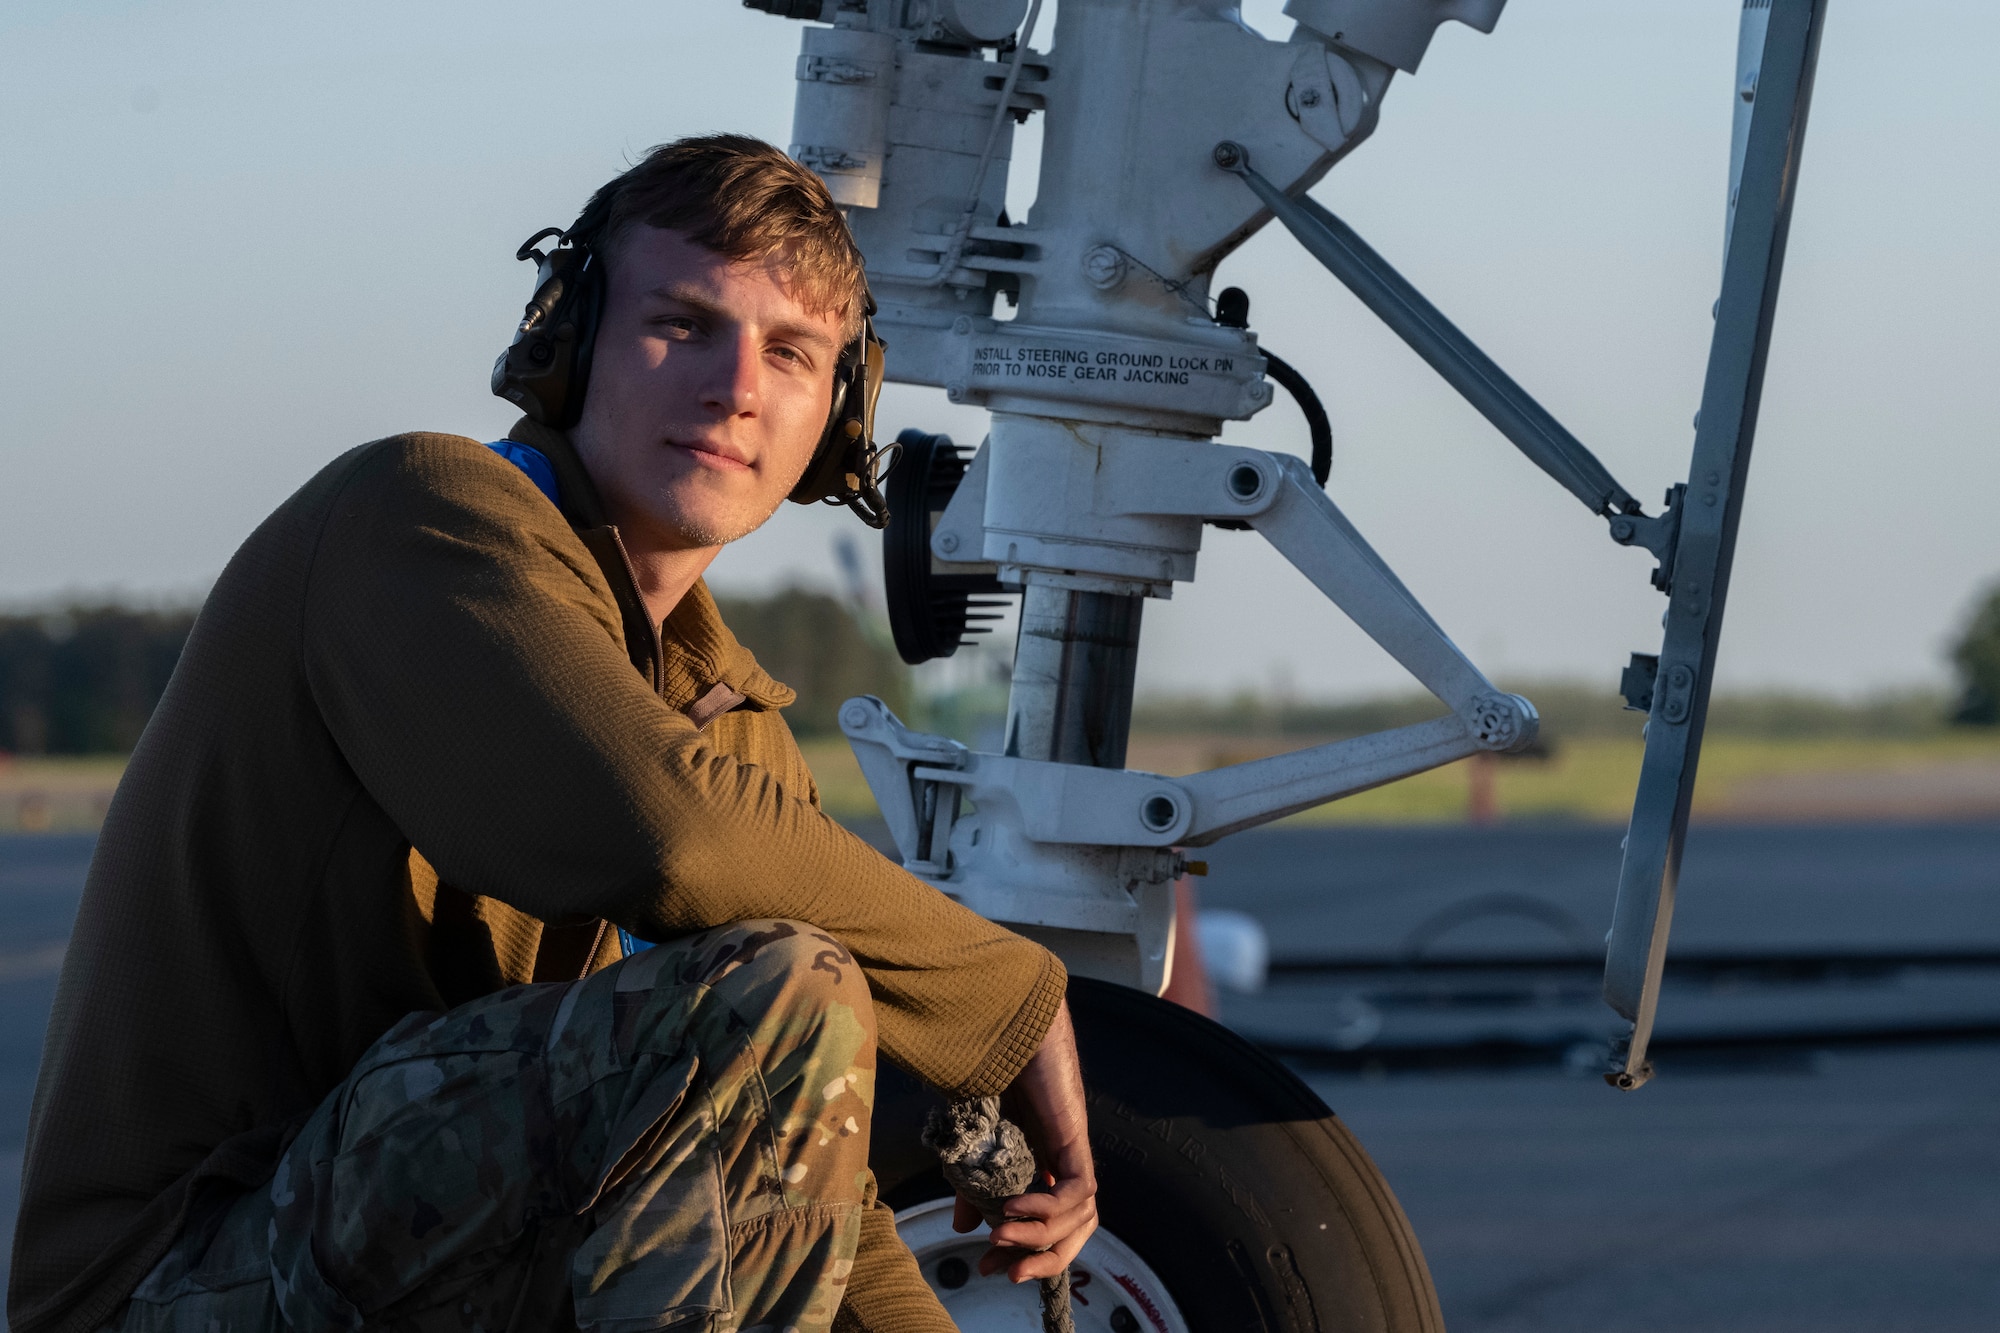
[922,1097,1074,1333]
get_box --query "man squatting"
[10,136,1097,1333]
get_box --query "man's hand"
[951,999,1098,1282]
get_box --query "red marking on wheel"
[1111,1272,1170,1333]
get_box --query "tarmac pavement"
[5,826,1999,1330]
[1316,1042,2000,1332]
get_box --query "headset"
[491,208,893,528]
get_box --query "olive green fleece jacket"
[9,418,1066,1333]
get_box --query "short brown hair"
[578,134,868,342]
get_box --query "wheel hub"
[893,1197,1190,1333]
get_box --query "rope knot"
[922,1095,1075,1333]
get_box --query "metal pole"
[1217,145,1641,520]
[1602,0,1829,1090]
[1004,584,1144,770]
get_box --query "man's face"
[570,227,845,551]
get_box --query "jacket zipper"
[605,526,666,697]
[599,527,662,969]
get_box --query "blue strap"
[485,439,561,507]
[487,439,644,952]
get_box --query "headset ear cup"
[787,317,889,509]
[788,351,860,506]
[491,243,604,427]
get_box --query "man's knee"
[616,918,874,1058]
[704,919,873,1042]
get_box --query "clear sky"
[3,1,1995,700]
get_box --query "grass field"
[0,756,126,833]
[798,730,2000,827]
[7,733,1999,835]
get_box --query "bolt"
[1142,794,1179,831]
[946,382,965,402]
[1081,244,1127,290]
[841,703,870,730]
[1213,140,1245,171]
[938,532,960,554]
[1298,87,1322,108]
[1610,518,1635,542]
[953,316,972,334]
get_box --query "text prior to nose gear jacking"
[971,343,1236,388]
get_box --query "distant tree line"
[712,588,910,735]
[0,606,199,754]
[1127,683,1963,743]
[1136,680,1992,740]
[0,591,909,756]
[6,578,1997,755]
[1952,581,2000,725]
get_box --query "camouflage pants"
[107,919,878,1333]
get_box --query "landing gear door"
[1602,0,1831,1090]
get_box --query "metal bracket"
[1618,653,1660,714]
[912,755,1196,848]
[1609,484,1686,592]
[836,696,969,874]
[841,437,1537,984]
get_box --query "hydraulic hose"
[1212,286,1332,488]
[1261,348,1332,486]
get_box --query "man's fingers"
[988,1190,1095,1251]
[978,1179,1099,1275]
[976,1203,1099,1282]
[988,1211,1091,1254]
[993,1175,1092,1222]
